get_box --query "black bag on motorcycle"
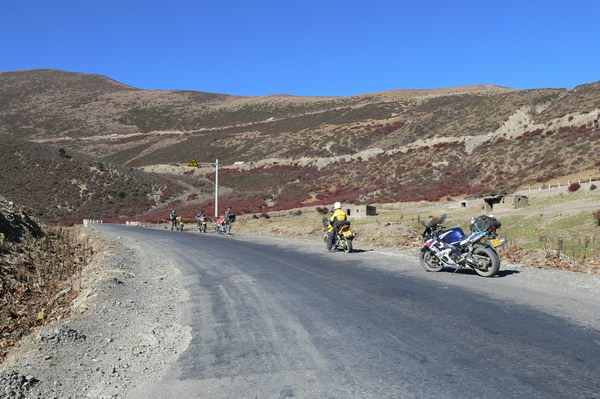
[470,215,501,232]
[333,219,350,230]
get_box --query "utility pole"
[187,158,219,219]
[214,159,219,219]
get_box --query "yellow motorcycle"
[323,220,355,253]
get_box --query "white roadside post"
[188,158,219,220]
[214,159,219,219]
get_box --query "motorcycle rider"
[169,210,177,231]
[326,202,347,252]
[195,209,206,223]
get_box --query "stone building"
[346,204,377,218]
[483,194,529,211]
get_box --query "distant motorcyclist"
[326,202,347,252]
[170,210,177,231]
[215,214,227,234]
[195,209,207,232]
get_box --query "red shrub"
[568,182,581,192]
[591,184,597,191]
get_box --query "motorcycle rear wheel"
[471,247,500,277]
[342,238,353,253]
[419,249,444,272]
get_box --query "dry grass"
[235,192,600,274]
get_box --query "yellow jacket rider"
[327,202,347,251]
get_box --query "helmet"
[440,213,448,219]
[333,202,342,210]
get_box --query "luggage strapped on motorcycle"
[470,215,501,233]
[333,219,350,230]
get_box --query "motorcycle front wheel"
[419,249,444,272]
[471,247,500,277]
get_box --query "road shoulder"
[0,227,191,398]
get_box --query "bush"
[590,184,597,191]
[260,212,270,219]
[568,182,581,192]
[315,206,328,214]
[593,210,600,226]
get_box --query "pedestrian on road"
[225,207,236,235]
[170,210,177,231]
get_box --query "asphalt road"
[98,226,600,399]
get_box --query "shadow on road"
[497,269,520,277]
[449,268,521,278]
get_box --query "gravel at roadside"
[0,230,190,399]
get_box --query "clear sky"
[1,0,599,96]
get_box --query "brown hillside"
[0,136,176,223]
[1,70,600,218]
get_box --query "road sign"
[188,158,199,167]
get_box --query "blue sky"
[1,0,599,96]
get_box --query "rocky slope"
[0,225,188,399]
[0,197,91,364]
